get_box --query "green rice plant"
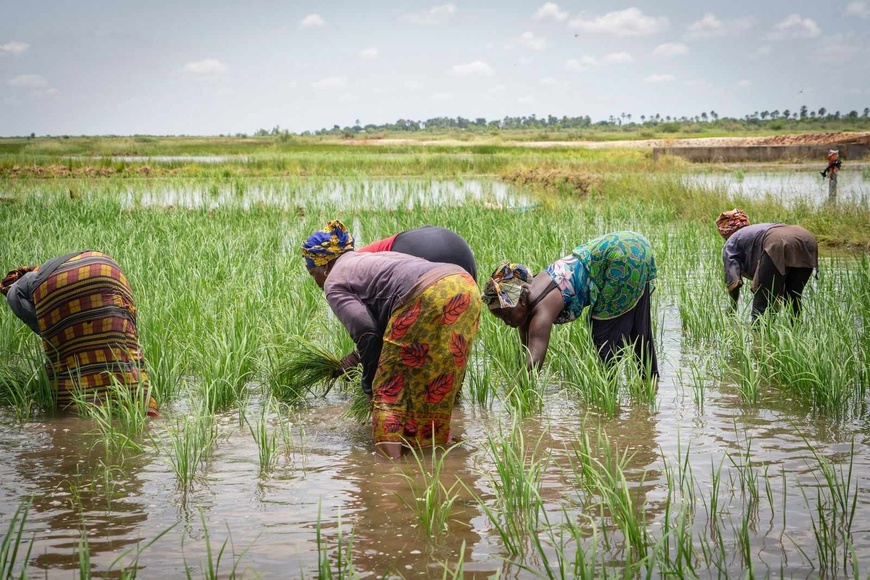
[797,436,858,577]
[315,502,356,579]
[567,429,649,567]
[78,527,91,578]
[198,314,259,412]
[723,326,763,405]
[108,522,178,578]
[438,540,467,579]
[268,336,351,402]
[71,376,154,456]
[522,507,601,579]
[502,364,549,417]
[553,336,622,417]
[397,443,462,537]
[339,388,371,425]
[0,349,56,419]
[153,402,218,492]
[183,510,251,580]
[0,500,33,580]
[463,418,549,557]
[244,401,278,475]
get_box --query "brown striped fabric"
[32,251,152,410]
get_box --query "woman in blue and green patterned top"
[482,231,658,379]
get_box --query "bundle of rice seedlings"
[269,336,355,403]
[341,388,372,425]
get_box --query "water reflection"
[683,169,870,207]
[121,179,531,211]
[0,416,151,575]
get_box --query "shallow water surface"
[2,307,869,577]
[683,168,870,206]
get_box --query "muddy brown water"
[2,305,869,578]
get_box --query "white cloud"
[338,94,358,104]
[769,14,820,39]
[539,77,558,86]
[300,14,326,28]
[519,32,547,51]
[534,2,568,22]
[1,41,29,55]
[686,14,755,39]
[687,13,724,38]
[814,35,862,62]
[432,92,453,100]
[569,8,668,37]
[604,52,633,63]
[8,74,48,88]
[653,42,688,57]
[644,74,674,83]
[489,84,506,94]
[359,47,379,60]
[737,79,751,87]
[7,74,56,96]
[517,96,536,104]
[564,56,598,71]
[311,76,347,89]
[404,80,425,90]
[450,60,494,77]
[181,59,228,81]
[846,1,870,18]
[399,4,456,26]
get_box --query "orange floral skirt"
[371,273,480,447]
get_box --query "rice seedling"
[78,527,92,578]
[315,502,357,579]
[153,402,219,492]
[0,500,33,580]
[183,510,252,580]
[397,443,462,537]
[268,336,353,402]
[244,401,278,475]
[70,376,154,456]
[464,418,550,557]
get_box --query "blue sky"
[1,1,868,136]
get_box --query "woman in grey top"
[716,209,818,320]
[301,220,480,458]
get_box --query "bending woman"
[357,225,478,282]
[483,231,658,379]
[1,251,157,415]
[302,221,480,458]
[716,209,818,320]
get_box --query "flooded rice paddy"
[0,174,868,578]
[683,166,870,207]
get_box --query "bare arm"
[524,287,563,371]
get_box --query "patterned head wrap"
[828,149,839,161]
[301,220,355,268]
[0,266,38,296]
[716,208,750,239]
[482,261,534,310]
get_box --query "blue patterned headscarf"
[301,220,355,269]
[482,261,534,309]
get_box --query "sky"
[1,1,869,136]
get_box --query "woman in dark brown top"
[302,220,481,458]
[716,209,818,320]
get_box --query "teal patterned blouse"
[544,231,656,322]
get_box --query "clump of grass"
[0,500,33,579]
[268,336,348,402]
[398,443,462,537]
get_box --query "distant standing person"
[820,149,841,202]
[1,251,157,415]
[716,209,818,321]
[357,225,478,282]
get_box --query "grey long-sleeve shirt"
[323,251,462,395]
[5,251,81,334]
[722,224,782,291]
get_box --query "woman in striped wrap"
[1,251,157,415]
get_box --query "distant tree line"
[253,106,870,138]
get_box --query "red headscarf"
[716,209,750,239]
